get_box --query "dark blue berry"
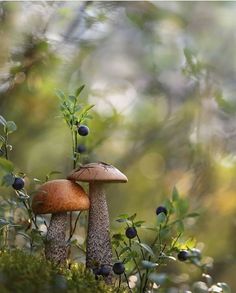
[99,265,111,277]
[113,262,125,275]
[92,268,100,279]
[156,206,167,216]
[12,177,24,190]
[177,250,189,261]
[77,144,86,154]
[125,227,137,239]
[78,125,89,136]
[0,149,4,157]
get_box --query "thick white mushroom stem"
[86,182,113,282]
[45,212,67,264]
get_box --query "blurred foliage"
[0,249,115,293]
[0,1,236,291]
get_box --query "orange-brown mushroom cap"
[32,179,90,215]
[67,162,128,183]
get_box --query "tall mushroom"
[67,162,128,281]
[32,179,89,264]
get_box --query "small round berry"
[99,265,111,277]
[92,268,100,279]
[77,144,86,154]
[0,149,4,157]
[177,250,189,262]
[156,206,167,216]
[125,227,137,239]
[78,125,89,136]
[12,177,24,190]
[113,262,125,275]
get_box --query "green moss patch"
[0,250,114,293]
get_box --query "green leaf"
[75,85,85,97]
[0,115,7,126]
[0,158,14,172]
[128,213,136,221]
[157,212,166,225]
[217,283,231,293]
[2,173,15,186]
[176,198,189,216]
[5,121,17,134]
[68,95,77,103]
[116,218,131,223]
[80,104,95,116]
[134,220,145,227]
[135,241,155,257]
[140,225,157,231]
[172,186,179,202]
[141,260,158,269]
[159,253,176,261]
[116,214,132,224]
[185,237,197,249]
[148,273,167,285]
[112,233,125,241]
[164,198,174,214]
[117,214,129,219]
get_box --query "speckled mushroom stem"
[86,182,113,283]
[45,212,67,264]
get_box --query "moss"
[0,250,116,293]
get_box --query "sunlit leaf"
[75,85,85,97]
[5,121,17,134]
[135,241,155,257]
[128,213,136,221]
[141,260,158,269]
[217,283,231,293]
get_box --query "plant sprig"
[56,85,94,169]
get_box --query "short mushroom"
[32,179,89,264]
[67,162,128,281]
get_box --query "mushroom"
[67,162,128,281]
[32,179,89,264]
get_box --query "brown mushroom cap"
[67,162,128,183]
[32,179,90,215]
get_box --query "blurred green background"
[0,1,236,290]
